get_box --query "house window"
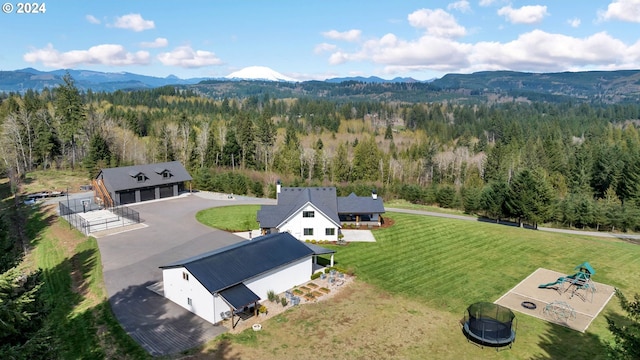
[137,174,144,182]
[162,171,171,179]
[187,297,192,306]
[304,228,314,236]
[182,272,189,281]
[303,211,315,218]
[325,228,335,236]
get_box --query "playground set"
[491,262,615,335]
[538,262,597,303]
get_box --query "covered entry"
[219,283,260,329]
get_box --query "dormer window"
[137,174,145,182]
[162,171,171,179]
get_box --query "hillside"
[2,68,640,104]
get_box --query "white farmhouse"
[257,184,385,241]
[160,232,329,326]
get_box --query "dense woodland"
[2,74,640,356]
[2,75,640,233]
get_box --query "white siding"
[245,257,313,299]
[279,204,338,241]
[162,256,313,325]
[162,267,229,324]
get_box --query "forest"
[3,73,640,355]
[1,74,640,233]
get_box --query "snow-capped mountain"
[224,66,299,82]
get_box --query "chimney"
[276,180,281,199]
[372,189,377,200]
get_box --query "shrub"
[274,295,280,303]
[259,305,267,314]
[311,239,317,244]
[280,297,288,307]
[311,272,322,280]
[267,289,276,302]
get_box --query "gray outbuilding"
[94,161,192,206]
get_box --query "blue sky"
[1,0,639,80]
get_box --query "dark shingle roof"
[337,192,386,214]
[257,187,340,228]
[160,232,314,294]
[97,161,192,193]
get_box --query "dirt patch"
[494,268,616,332]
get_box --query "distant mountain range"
[1,66,640,104]
[0,68,208,93]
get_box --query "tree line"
[3,75,640,231]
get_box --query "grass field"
[196,207,640,359]
[196,205,262,231]
[24,205,149,359]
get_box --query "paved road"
[386,207,640,240]
[97,193,274,356]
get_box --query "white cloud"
[599,0,640,23]
[321,29,362,42]
[157,46,223,68]
[479,0,496,6]
[497,5,549,24]
[140,37,169,48]
[408,9,466,38]
[448,1,471,13]
[23,43,150,68]
[568,18,581,28]
[327,32,472,70]
[112,13,155,32]
[314,43,337,54]
[469,30,630,72]
[323,22,640,75]
[86,14,100,24]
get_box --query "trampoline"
[462,302,516,349]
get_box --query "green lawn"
[196,205,262,231]
[198,206,640,359]
[30,214,149,359]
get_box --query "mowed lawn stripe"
[333,212,640,314]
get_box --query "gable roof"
[160,232,314,294]
[257,187,341,228]
[337,192,386,214]
[97,161,192,193]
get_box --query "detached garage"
[159,232,316,326]
[93,161,192,207]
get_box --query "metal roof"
[160,232,315,294]
[257,187,341,228]
[257,188,385,228]
[97,161,193,193]
[337,192,386,214]
[303,242,336,255]
[219,283,260,310]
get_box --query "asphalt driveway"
[97,193,274,356]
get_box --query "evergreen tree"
[384,124,393,140]
[84,133,111,178]
[54,73,85,169]
[203,123,220,168]
[221,129,242,169]
[235,112,256,169]
[351,136,381,181]
[331,142,350,182]
[607,290,640,359]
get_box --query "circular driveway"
[97,193,274,356]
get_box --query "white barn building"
[160,232,331,326]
